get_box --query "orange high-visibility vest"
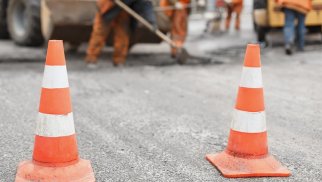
[233,0,243,4]
[179,0,190,4]
[276,0,312,14]
[160,0,191,17]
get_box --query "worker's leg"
[234,3,242,30]
[86,13,112,63]
[225,5,233,30]
[296,12,306,51]
[283,8,295,54]
[113,11,130,66]
[235,12,241,30]
[171,8,188,57]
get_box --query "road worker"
[224,0,243,31]
[86,0,156,67]
[275,0,312,55]
[160,0,190,58]
[86,0,130,67]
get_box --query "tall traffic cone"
[15,40,95,181]
[206,44,291,178]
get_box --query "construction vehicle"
[0,0,171,49]
[253,0,322,43]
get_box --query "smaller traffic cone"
[206,44,291,178]
[15,40,95,182]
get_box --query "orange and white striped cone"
[206,44,291,178]
[15,40,95,182]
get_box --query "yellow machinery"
[253,0,322,43]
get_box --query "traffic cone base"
[15,159,95,182]
[206,151,290,178]
[15,40,95,181]
[205,44,290,178]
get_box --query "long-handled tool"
[114,0,213,64]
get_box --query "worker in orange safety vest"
[225,0,243,31]
[160,0,190,58]
[275,0,312,55]
[86,0,130,67]
[86,0,157,67]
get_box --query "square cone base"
[15,159,95,182]
[206,151,291,178]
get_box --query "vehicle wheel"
[307,26,322,33]
[257,26,267,43]
[0,0,9,39]
[7,0,43,46]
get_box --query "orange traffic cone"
[15,40,95,182]
[206,44,291,178]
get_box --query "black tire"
[7,0,43,46]
[0,0,9,39]
[307,26,322,34]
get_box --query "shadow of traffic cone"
[206,44,291,178]
[15,40,95,182]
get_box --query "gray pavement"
[0,17,322,181]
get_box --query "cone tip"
[46,40,66,66]
[244,44,261,67]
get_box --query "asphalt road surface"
[0,18,322,181]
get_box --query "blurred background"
[0,0,321,60]
[0,0,322,181]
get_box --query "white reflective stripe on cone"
[36,112,75,137]
[42,65,69,88]
[231,109,266,133]
[239,67,263,88]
